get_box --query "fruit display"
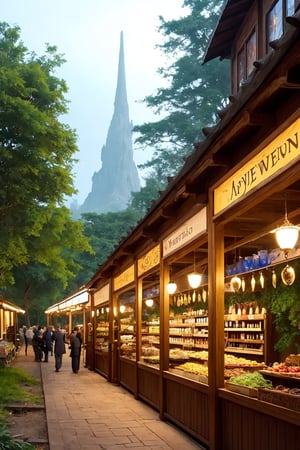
[169,348,191,361]
[228,371,272,389]
[261,362,300,377]
[188,350,208,360]
[274,385,300,394]
[170,360,208,383]
[225,354,266,368]
[175,361,208,377]
[142,355,160,364]
[257,384,300,411]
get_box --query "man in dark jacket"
[52,326,66,372]
[70,326,82,373]
[42,327,53,362]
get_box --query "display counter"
[94,305,110,377]
[137,361,160,410]
[119,357,136,393]
[162,370,209,445]
[218,388,300,450]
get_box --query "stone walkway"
[37,350,206,449]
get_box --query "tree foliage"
[68,208,142,291]
[131,0,229,211]
[0,22,95,323]
[0,22,79,285]
[3,206,93,325]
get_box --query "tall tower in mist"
[78,31,140,215]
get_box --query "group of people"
[22,324,82,373]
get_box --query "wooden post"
[208,192,224,450]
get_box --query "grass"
[0,366,42,405]
[0,366,43,449]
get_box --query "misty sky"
[1,0,186,204]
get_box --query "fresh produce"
[229,371,272,388]
[266,362,300,375]
[275,385,300,395]
[225,354,265,367]
[176,362,208,376]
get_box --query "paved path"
[15,346,206,449]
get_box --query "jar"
[258,250,269,267]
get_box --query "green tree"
[69,208,142,291]
[130,173,167,216]
[132,0,229,210]
[0,22,78,285]
[3,206,93,325]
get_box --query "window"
[118,289,136,360]
[267,0,295,46]
[140,277,160,367]
[237,30,257,87]
[246,32,257,77]
[238,50,245,86]
[95,304,109,352]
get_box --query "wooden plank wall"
[119,358,136,393]
[221,398,300,450]
[94,352,109,378]
[163,377,209,444]
[137,366,160,410]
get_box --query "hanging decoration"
[251,274,256,292]
[259,272,264,289]
[241,277,246,292]
[272,270,277,288]
[230,276,241,292]
[281,264,295,286]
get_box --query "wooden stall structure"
[47,2,300,449]
[0,295,25,364]
[45,288,91,365]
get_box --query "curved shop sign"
[214,117,300,215]
[163,208,207,257]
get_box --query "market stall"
[0,296,25,365]
[74,2,300,449]
[45,288,91,365]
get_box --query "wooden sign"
[214,118,300,215]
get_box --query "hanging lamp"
[187,252,202,289]
[167,267,177,294]
[273,200,300,258]
[145,298,154,308]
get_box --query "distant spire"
[78,31,140,215]
[114,31,128,114]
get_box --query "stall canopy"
[0,297,25,314]
[45,288,90,315]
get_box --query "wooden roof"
[203,0,253,63]
[87,10,300,288]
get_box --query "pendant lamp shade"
[273,201,300,254]
[167,281,177,295]
[275,221,300,250]
[187,272,202,289]
[145,298,154,307]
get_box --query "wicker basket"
[258,388,300,411]
[285,354,300,366]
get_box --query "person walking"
[23,326,28,356]
[70,326,82,373]
[42,326,53,362]
[32,326,43,362]
[24,326,33,357]
[52,325,66,372]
